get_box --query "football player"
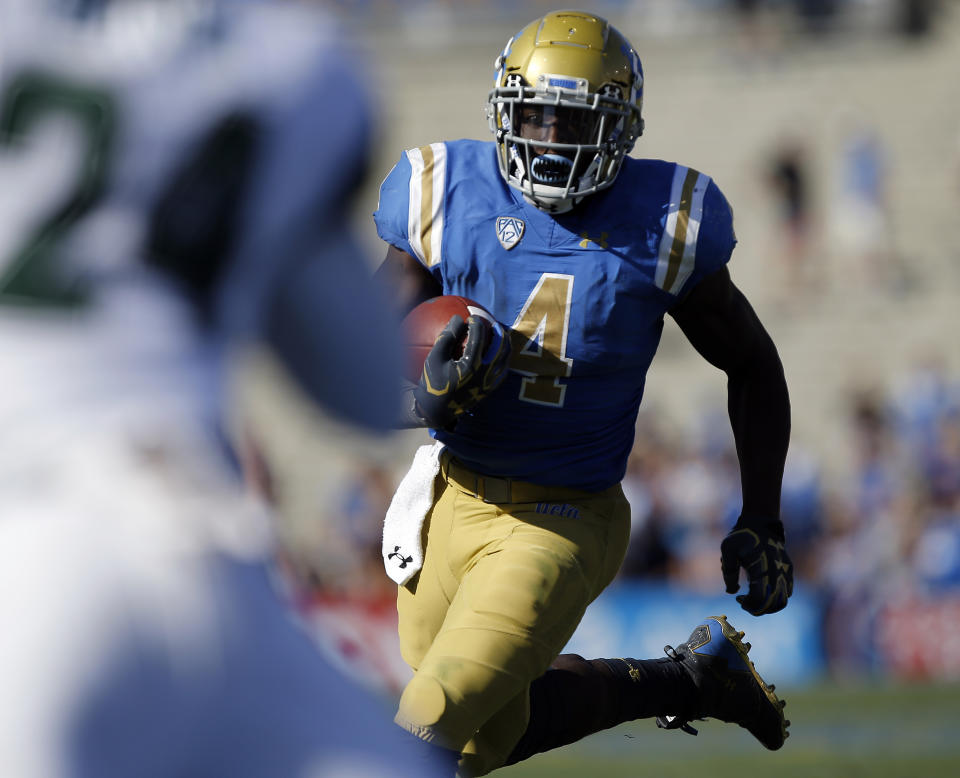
[0,1,441,775]
[374,9,794,776]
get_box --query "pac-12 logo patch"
[496,216,525,250]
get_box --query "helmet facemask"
[489,80,642,216]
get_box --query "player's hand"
[720,516,793,616]
[414,314,510,430]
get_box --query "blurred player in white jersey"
[0,1,444,775]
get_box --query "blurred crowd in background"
[328,0,943,39]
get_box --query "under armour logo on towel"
[388,545,414,569]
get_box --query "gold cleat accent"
[712,614,790,750]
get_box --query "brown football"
[401,295,494,382]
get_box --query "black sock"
[504,653,698,766]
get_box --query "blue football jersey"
[375,139,736,491]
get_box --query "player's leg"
[397,520,604,749]
[395,473,469,771]
[503,651,696,766]
[395,474,631,776]
[395,476,460,672]
[504,614,790,767]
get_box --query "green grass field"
[495,681,960,777]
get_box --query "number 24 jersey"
[375,139,737,491]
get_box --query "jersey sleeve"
[653,166,737,299]
[373,151,418,259]
[373,142,448,275]
[683,176,737,294]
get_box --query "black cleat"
[656,615,790,750]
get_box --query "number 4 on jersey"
[509,273,574,407]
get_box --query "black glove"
[413,314,510,430]
[720,516,794,616]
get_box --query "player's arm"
[373,244,442,317]
[668,267,794,615]
[374,245,510,430]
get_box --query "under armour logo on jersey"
[496,216,525,250]
[579,231,609,249]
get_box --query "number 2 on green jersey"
[0,72,115,306]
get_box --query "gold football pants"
[395,453,630,776]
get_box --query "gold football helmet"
[487,9,644,213]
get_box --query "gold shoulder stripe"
[405,142,446,268]
[662,168,699,292]
[655,165,709,295]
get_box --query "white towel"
[381,441,444,585]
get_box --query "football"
[401,295,495,382]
